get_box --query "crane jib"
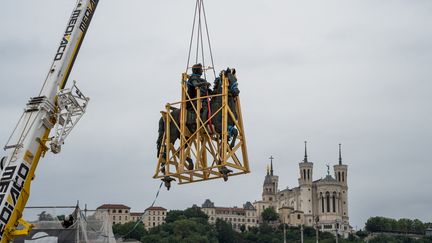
[54,0,98,62]
[54,10,81,61]
[80,0,98,33]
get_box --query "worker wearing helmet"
[186,63,212,123]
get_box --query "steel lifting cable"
[186,0,216,79]
[186,0,199,73]
[201,0,216,78]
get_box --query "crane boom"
[0,1,98,242]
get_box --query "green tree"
[165,210,187,223]
[165,207,208,224]
[184,207,209,220]
[216,218,234,243]
[142,217,217,243]
[239,224,246,233]
[38,211,54,221]
[112,221,147,241]
[398,218,414,233]
[355,229,368,239]
[413,219,426,234]
[261,207,279,223]
[56,214,65,221]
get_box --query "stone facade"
[201,200,258,231]
[95,204,166,230]
[253,143,352,237]
[142,206,167,230]
[95,204,132,225]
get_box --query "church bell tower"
[262,156,278,203]
[333,143,349,223]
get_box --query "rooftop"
[145,206,167,211]
[97,204,131,210]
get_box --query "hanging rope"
[83,182,164,240]
[186,1,199,73]
[117,182,163,239]
[186,0,216,79]
[201,0,216,78]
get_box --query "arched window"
[321,193,324,213]
[338,172,341,181]
[342,172,345,182]
[307,169,310,180]
[332,192,336,212]
[297,214,301,220]
[303,169,306,180]
[326,192,330,212]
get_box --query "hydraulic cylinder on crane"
[0,1,98,242]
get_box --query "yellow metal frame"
[153,73,250,184]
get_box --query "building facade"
[95,204,166,230]
[95,204,132,225]
[142,206,167,230]
[253,143,352,237]
[201,199,258,231]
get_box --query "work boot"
[186,157,194,170]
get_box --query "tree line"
[113,207,359,243]
[365,216,431,234]
[112,207,432,243]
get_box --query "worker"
[186,63,212,123]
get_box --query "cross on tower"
[269,155,274,176]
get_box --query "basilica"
[253,142,352,237]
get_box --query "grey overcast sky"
[1,1,431,229]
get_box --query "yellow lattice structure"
[154,72,249,189]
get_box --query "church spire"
[269,155,274,175]
[303,141,308,163]
[339,143,342,165]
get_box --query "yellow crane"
[0,1,98,242]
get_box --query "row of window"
[110,209,128,214]
[321,192,339,213]
[207,210,255,217]
[214,211,246,216]
[112,215,128,221]
[146,216,165,221]
[302,169,311,180]
[147,222,163,227]
[210,217,256,223]
[337,171,345,182]
[149,211,166,215]
[322,224,347,230]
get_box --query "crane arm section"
[0,1,98,242]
